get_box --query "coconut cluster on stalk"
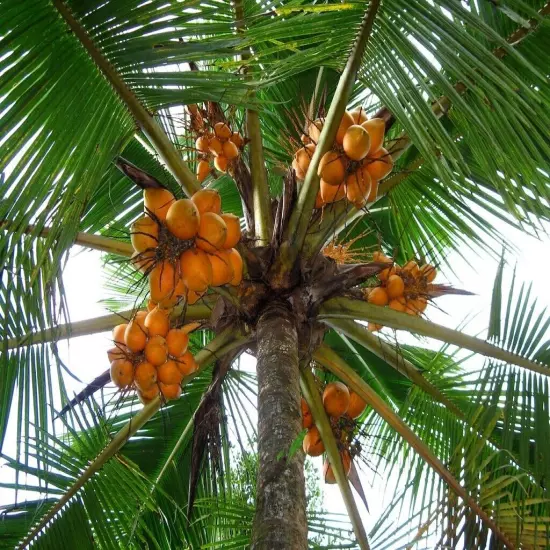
[364,251,438,332]
[302,381,367,484]
[187,104,245,181]
[109,310,197,403]
[130,187,243,310]
[292,107,394,209]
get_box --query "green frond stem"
[5,301,215,350]
[1,223,134,257]
[248,109,273,244]
[52,0,200,197]
[300,367,371,550]
[320,298,550,377]
[315,338,462,417]
[274,1,381,279]
[17,398,161,550]
[17,326,248,550]
[307,67,325,129]
[313,345,516,550]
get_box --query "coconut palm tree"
[1,0,550,548]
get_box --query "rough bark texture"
[251,302,307,550]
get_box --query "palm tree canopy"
[1,0,550,548]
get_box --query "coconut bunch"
[189,105,244,181]
[364,251,438,332]
[130,187,243,309]
[108,308,198,403]
[292,107,394,209]
[301,381,367,484]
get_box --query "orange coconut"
[368,322,383,332]
[367,179,379,203]
[131,250,156,274]
[144,307,170,337]
[149,261,177,303]
[320,178,345,204]
[131,216,159,253]
[196,212,227,253]
[137,384,160,405]
[335,111,355,145]
[402,260,421,278]
[408,296,428,314]
[389,296,407,312]
[350,107,368,125]
[322,381,350,418]
[230,131,244,148]
[159,382,182,400]
[157,360,183,385]
[124,311,148,353]
[208,249,234,287]
[420,264,437,283]
[166,328,189,357]
[303,426,325,456]
[222,140,239,160]
[308,118,324,143]
[220,213,241,248]
[134,361,158,391]
[208,137,223,156]
[361,118,385,154]
[187,290,204,305]
[345,167,371,205]
[192,188,222,215]
[180,248,213,292]
[166,199,200,240]
[366,147,393,180]
[195,135,210,153]
[214,122,232,140]
[318,151,346,186]
[214,155,228,173]
[113,323,128,345]
[144,188,175,221]
[227,248,243,286]
[386,274,405,299]
[110,359,134,389]
[368,287,389,306]
[301,398,313,429]
[323,450,352,484]
[175,351,197,376]
[197,159,210,183]
[378,264,396,283]
[144,335,168,366]
[347,392,367,418]
[107,346,126,363]
[157,276,186,309]
[315,191,324,209]
[294,143,316,180]
[343,125,371,161]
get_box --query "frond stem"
[52,0,200,197]
[301,367,371,550]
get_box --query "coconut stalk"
[320,297,550,377]
[300,367,370,550]
[318,328,462,416]
[52,0,200,197]
[233,0,273,244]
[17,327,247,550]
[6,301,215,350]
[1,222,134,257]
[313,345,516,550]
[251,302,307,549]
[273,1,381,281]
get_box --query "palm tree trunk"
[251,302,307,550]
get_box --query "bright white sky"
[1,211,549,545]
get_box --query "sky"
[1,211,549,545]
